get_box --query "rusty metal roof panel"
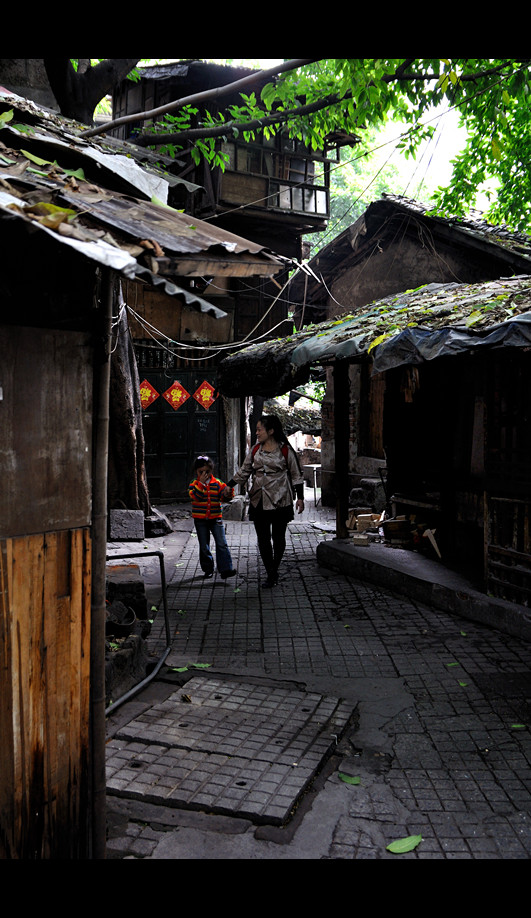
[0,93,283,262]
[58,188,283,260]
[0,92,285,314]
[0,188,228,318]
[0,90,200,202]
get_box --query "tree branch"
[44,58,141,124]
[135,91,347,147]
[133,59,530,150]
[83,59,142,117]
[81,59,322,138]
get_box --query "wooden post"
[89,269,114,859]
[334,361,350,539]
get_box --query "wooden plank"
[45,532,68,846]
[221,171,268,206]
[42,532,59,856]
[10,534,46,856]
[156,256,281,277]
[0,540,16,857]
[68,528,92,842]
[0,529,92,858]
[0,327,93,539]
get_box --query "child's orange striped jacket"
[189,475,234,519]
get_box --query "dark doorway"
[140,369,220,499]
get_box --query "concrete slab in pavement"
[107,674,354,825]
[104,493,531,859]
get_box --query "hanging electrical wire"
[126,267,297,361]
[129,68,519,361]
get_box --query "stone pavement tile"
[108,741,316,824]
[107,675,355,825]
[107,514,531,858]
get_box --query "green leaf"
[190,662,211,669]
[367,332,390,354]
[466,310,484,326]
[63,166,87,181]
[12,122,34,135]
[491,136,503,160]
[20,149,53,166]
[511,723,527,730]
[151,194,178,210]
[338,772,360,785]
[386,834,422,854]
[25,202,77,228]
[0,109,14,126]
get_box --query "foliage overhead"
[54,59,531,232]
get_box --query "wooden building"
[111,60,338,494]
[0,90,283,858]
[285,195,531,504]
[217,275,531,611]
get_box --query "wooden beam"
[155,256,281,278]
[334,361,350,539]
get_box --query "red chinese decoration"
[139,379,159,410]
[193,380,217,410]
[163,380,190,410]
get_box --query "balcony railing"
[220,140,330,218]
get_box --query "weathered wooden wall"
[0,324,95,858]
[0,528,92,858]
[0,326,93,538]
[485,352,531,605]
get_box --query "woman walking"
[189,456,237,579]
[227,415,304,588]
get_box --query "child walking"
[189,456,237,579]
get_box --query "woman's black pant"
[251,505,292,577]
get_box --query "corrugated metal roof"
[0,91,285,317]
[56,188,282,260]
[0,91,197,202]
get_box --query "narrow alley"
[105,489,531,859]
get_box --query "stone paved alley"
[105,493,531,859]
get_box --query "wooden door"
[140,369,220,499]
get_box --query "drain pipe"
[104,549,171,715]
[90,268,114,859]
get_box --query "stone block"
[223,496,247,520]
[359,477,386,511]
[144,507,173,536]
[109,509,145,540]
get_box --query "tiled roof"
[218,274,531,396]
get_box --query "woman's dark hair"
[193,455,214,472]
[259,414,288,445]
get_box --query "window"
[220,135,330,216]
